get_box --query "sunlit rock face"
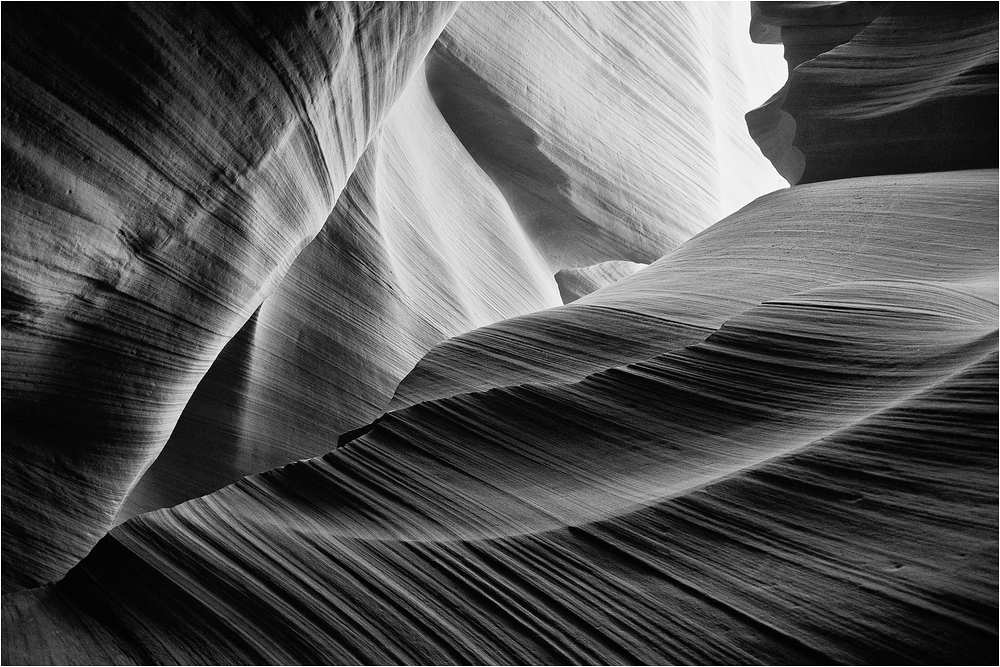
[432,2,786,268]
[3,1,998,665]
[747,2,998,184]
[390,170,998,416]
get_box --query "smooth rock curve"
[4,170,996,664]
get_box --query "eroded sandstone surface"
[2,1,997,664]
[747,2,998,184]
[3,1,784,589]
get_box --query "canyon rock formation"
[554,261,647,303]
[3,0,783,590]
[2,1,461,592]
[747,1,998,184]
[2,1,997,665]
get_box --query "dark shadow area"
[116,306,261,523]
[749,3,999,185]
[336,416,383,447]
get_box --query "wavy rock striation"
[430,2,787,267]
[2,1,790,587]
[116,62,561,523]
[390,170,998,409]
[747,2,998,184]
[3,170,997,665]
[3,1,998,664]
[117,3,787,521]
[1,1,459,592]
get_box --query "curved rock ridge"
[114,1,793,522]
[4,170,996,664]
[429,2,787,268]
[2,1,792,586]
[745,1,890,180]
[747,2,998,184]
[554,261,648,304]
[750,2,890,65]
[1,2,458,592]
[116,63,561,523]
[390,170,997,410]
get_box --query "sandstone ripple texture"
[2,1,997,665]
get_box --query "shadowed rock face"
[749,1,891,67]
[1,1,460,592]
[747,1,998,184]
[2,1,998,665]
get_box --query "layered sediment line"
[1,2,458,592]
[391,171,997,409]
[4,170,996,664]
[747,2,998,184]
[117,64,561,522]
[2,1,790,585]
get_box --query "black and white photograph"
[1,2,997,664]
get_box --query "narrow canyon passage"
[2,2,996,664]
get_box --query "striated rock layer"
[1,1,460,592]
[390,170,999,411]
[117,2,786,520]
[3,1,789,588]
[3,1,998,664]
[747,2,998,184]
[116,62,561,523]
[3,171,997,665]
[432,2,787,267]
